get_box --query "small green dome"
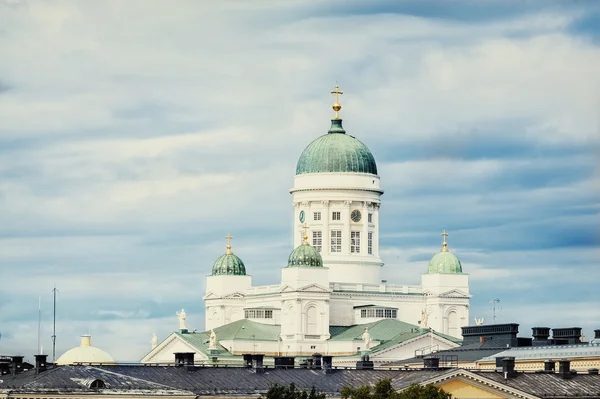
[287,241,323,268]
[427,251,462,274]
[212,250,246,276]
[296,119,377,175]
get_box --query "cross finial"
[302,223,309,244]
[330,84,343,119]
[225,233,233,254]
[441,230,449,252]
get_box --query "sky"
[0,0,599,362]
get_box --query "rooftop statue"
[176,309,187,330]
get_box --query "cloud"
[0,1,598,361]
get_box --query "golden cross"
[441,230,448,252]
[225,233,233,254]
[302,223,309,243]
[330,84,343,119]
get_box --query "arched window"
[447,311,458,337]
[305,306,318,335]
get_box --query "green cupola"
[295,85,378,176]
[287,227,323,268]
[212,233,247,276]
[427,230,463,274]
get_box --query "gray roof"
[479,343,600,362]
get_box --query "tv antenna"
[51,286,59,362]
[487,298,501,323]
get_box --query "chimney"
[424,356,440,369]
[595,329,600,339]
[544,359,555,372]
[356,354,374,370]
[274,356,295,369]
[251,354,264,373]
[558,360,573,379]
[532,327,550,342]
[35,354,48,373]
[501,357,517,378]
[312,353,322,369]
[243,354,253,368]
[12,356,24,375]
[322,355,333,374]
[552,327,582,345]
[588,369,599,375]
[174,352,194,367]
[0,357,10,376]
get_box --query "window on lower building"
[368,232,373,255]
[360,308,397,318]
[245,309,274,319]
[312,230,322,252]
[332,211,341,221]
[313,212,321,221]
[351,231,361,253]
[331,230,342,253]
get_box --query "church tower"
[290,86,384,284]
[421,230,470,338]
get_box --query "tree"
[262,383,326,399]
[341,378,450,399]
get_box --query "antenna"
[37,296,42,355]
[487,298,501,323]
[51,285,59,362]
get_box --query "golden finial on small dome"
[225,233,233,254]
[302,223,310,245]
[330,84,343,119]
[441,230,449,252]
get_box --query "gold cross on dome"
[441,230,449,252]
[302,223,309,243]
[225,233,233,254]
[330,84,344,119]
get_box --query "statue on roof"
[420,307,429,328]
[151,333,158,349]
[176,309,187,330]
[209,329,217,350]
[362,327,372,350]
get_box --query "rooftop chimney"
[595,329,600,339]
[532,327,550,342]
[12,356,24,375]
[35,354,48,373]
[552,328,582,345]
[588,369,599,375]
[356,354,373,370]
[558,360,574,379]
[501,357,517,379]
[544,359,555,372]
[251,354,264,373]
[322,355,333,374]
[174,352,194,367]
[274,356,295,369]
[243,354,253,368]
[312,353,322,369]
[424,356,440,369]
[0,357,10,376]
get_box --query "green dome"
[427,251,462,274]
[212,251,246,276]
[287,241,323,268]
[296,119,377,175]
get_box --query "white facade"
[201,116,471,358]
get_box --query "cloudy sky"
[0,0,599,362]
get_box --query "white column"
[361,202,369,255]
[373,203,380,256]
[322,200,330,256]
[343,200,352,254]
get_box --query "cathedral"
[142,87,470,365]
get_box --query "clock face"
[351,209,362,222]
[299,210,305,223]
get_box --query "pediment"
[438,289,470,298]
[223,292,246,299]
[141,333,208,363]
[281,283,329,293]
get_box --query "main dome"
[296,119,377,175]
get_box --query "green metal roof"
[427,251,463,274]
[211,319,281,342]
[287,241,323,268]
[295,119,377,175]
[329,319,422,342]
[212,252,246,276]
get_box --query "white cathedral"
[142,87,470,365]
